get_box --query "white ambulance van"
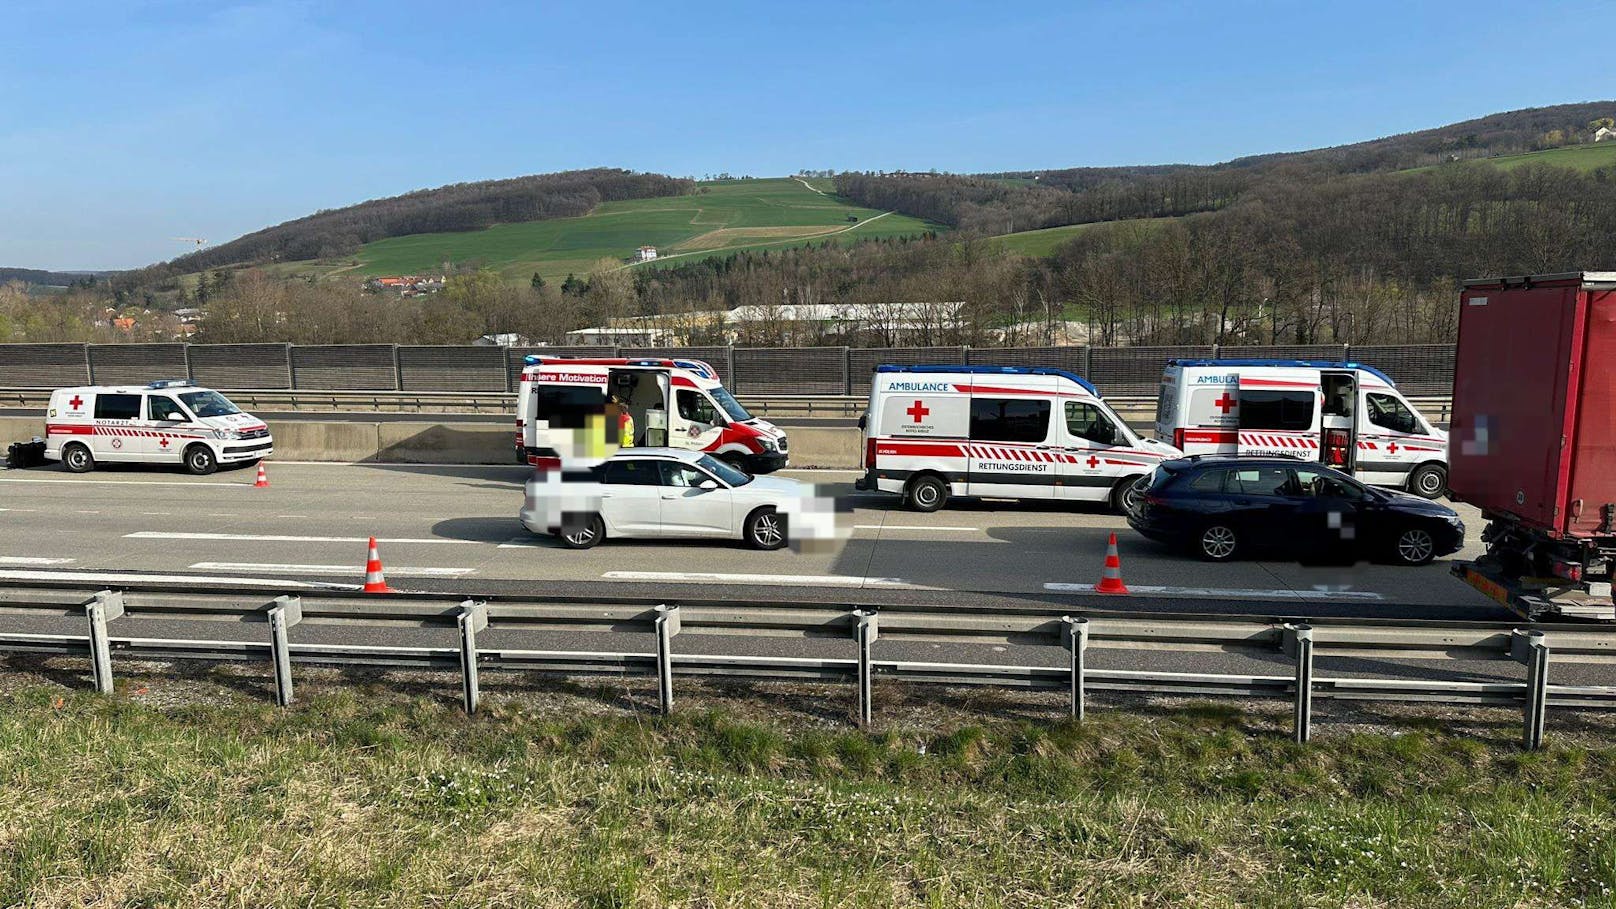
[1155,358,1449,497]
[854,365,1182,512]
[516,356,789,473]
[44,380,273,475]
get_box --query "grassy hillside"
[989,218,1170,257]
[1405,141,1616,174]
[320,178,938,282]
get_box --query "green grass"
[313,178,939,283]
[988,217,1173,258]
[5,675,1616,907]
[1405,142,1616,174]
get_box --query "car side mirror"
[699,479,720,490]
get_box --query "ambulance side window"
[1365,393,1420,434]
[969,398,1050,443]
[147,396,185,421]
[1237,391,1314,431]
[93,394,140,421]
[1065,402,1118,445]
[677,389,718,425]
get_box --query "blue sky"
[4,0,1614,271]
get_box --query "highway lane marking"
[126,531,473,544]
[1043,582,1383,601]
[191,562,475,577]
[75,510,101,514]
[0,477,248,487]
[0,568,356,589]
[277,514,311,518]
[0,557,74,565]
[853,524,978,532]
[601,570,929,589]
[208,513,239,517]
[142,512,171,516]
[0,508,38,512]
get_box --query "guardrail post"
[85,590,125,694]
[457,600,489,715]
[1512,629,1551,750]
[267,595,302,707]
[853,609,878,728]
[1283,623,1314,743]
[1061,616,1090,721]
[654,604,680,715]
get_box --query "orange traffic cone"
[1095,532,1130,595]
[253,462,270,488]
[362,537,395,593]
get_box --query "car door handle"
[660,494,678,500]
[600,492,614,498]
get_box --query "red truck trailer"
[1450,272,1616,621]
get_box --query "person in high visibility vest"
[618,407,636,447]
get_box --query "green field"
[303,178,938,283]
[6,675,1616,907]
[1406,142,1616,174]
[989,217,1172,258]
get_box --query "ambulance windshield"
[178,390,241,418]
[711,387,751,422]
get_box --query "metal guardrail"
[0,388,1456,424]
[1,582,1609,747]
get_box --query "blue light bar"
[874,364,1098,396]
[1167,359,1397,386]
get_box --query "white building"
[634,246,658,262]
[563,326,674,347]
[1596,126,1615,142]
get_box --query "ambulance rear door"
[1235,370,1321,460]
[874,377,971,489]
[1175,367,1241,455]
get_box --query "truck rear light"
[1551,559,1584,582]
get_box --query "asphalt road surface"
[4,460,1605,692]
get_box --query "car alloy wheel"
[1199,525,1238,561]
[1396,528,1435,565]
[561,515,605,550]
[748,509,786,550]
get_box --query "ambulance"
[853,365,1182,512]
[516,356,789,473]
[1155,358,1449,498]
[44,380,273,475]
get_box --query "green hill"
[291,178,938,282]
[1404,142,1616,174]
[987,218,1171,257]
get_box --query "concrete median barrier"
[377,421,513,464]
[0,415,43,445]
[784,425,860,469]
[263,420,385,463]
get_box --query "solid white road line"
[1043,582,1384,601]
[853,524,978,532]
[0,477,246,487]
[190,562,474,577]
[601,570,926,589]
[0,568,356,589]
[126,531,471,544]
[0,557,74,565]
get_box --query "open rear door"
[1235,370,1321,459]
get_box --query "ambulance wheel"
[744,507,787,550]
[1407,463,1447,499]
[1110,475,1146,513]
[1195,523,1240,562]
[62,443,94,474]
[906,474,948,512]
[559,514,605,550]
[183,444,218,476]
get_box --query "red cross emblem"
[906,400,930,422]
[159,437,170,449]
[1387,442,1399,454]
[69,395,83,409]
[1213,393,1237,414]
[1086,455,1100,469]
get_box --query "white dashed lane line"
[1043,582,1383,601]
[0,557,75,565]
[190,562,475,577]
[601,570,929,589]
[125,531,474,544]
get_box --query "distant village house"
[365,275,445,296]
[1597,126,1615,142]
[634,246,658,263]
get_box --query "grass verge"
[2,670,1615,907]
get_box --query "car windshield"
[697,453,752,486]
[710,386,752,422]
[178,390,241,418]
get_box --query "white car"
[519,448,835,549]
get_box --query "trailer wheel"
[905,474,948,512]
[62,443,94,474]
[1407,463,1447,499]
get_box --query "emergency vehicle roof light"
[145,379,194,389]
[1166,359,1397,387]
[875,364,1098,396]
[672,359,715,379]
